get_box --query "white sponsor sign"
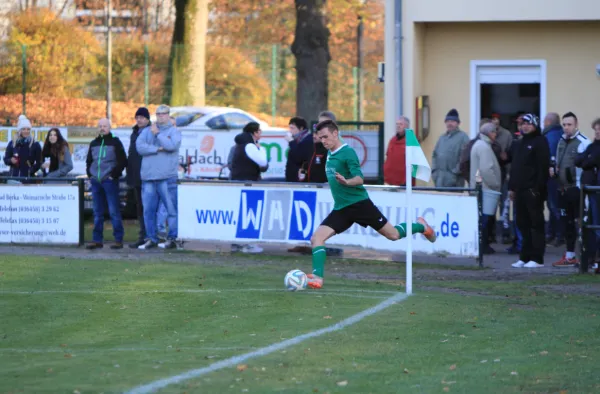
[0,127,68,174]
[0,185,80,244]
[178,183,479,256]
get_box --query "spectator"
[127,107,151,249]
[230,122,269,254]
[318,111,336,123]
[85,118,127,250]
[302,126,328,183]
[575,117,600,271]
[470,122,502,254]
[553,112,591,267]
[542,112,564,246]
[230,122,268,182]
[4,114,41,178]
[285,117,313,182]
[41,128,73,178]
[384,116,415,186]
[504,123,524,254]
[485,117,511,244]
[432,109,470,187]
[509,114,550,268]
[136,104,182,250]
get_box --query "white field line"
[125,292,408,394]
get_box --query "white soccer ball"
[284,269,308,291]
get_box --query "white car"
[161,106,287,133]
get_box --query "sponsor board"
[0,185,80,244]
[178,184,479,256]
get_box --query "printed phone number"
[17,217,60,225]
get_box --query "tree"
[0,8,102,97]
[291,0,330,121]
[163,0,209,106]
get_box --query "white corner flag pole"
[405,144,413,295]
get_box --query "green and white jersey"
[325,144,369,210]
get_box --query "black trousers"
[515,189,546,264]
[133,186,146,242]
[559,187,580,253]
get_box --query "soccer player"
[307,120,437,289]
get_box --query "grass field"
[1,250,600,394]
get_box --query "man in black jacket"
[127,107,151,249]
[285,117,313,182]
[508,114,550,268]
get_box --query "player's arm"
[336,150,364,186]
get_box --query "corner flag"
[405,129,431,182]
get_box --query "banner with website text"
[178,183,479,257]
[0,184,80,244]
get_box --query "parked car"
[166,106,287,132]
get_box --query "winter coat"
[3,137,42,177]
[136,123,181,181]
[383,133,414,186]
[303,142,328,183]
[574,139,600,187]
[230,132,268,181]
[508,129,550,196]
[127,124,149,187]
[556,131,590,189]
[86,133,127,182]
[42,145,73,178]
[285,130,313,182]
[432,129,470,187]
[469,134,501,192]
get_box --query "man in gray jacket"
[136,105,182,250]
[552,111,590,267]
[432,108,470,187]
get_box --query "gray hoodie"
[136,123,182,181]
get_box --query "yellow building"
[399,0,600,176]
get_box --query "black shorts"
[321,198,388,234]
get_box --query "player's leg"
[307,210,352,289]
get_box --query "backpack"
[459,137,479,180]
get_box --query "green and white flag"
[405,129,431,182]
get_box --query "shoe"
[85,242,103,250]
[512,260,526,268]
[506,245,521,255]
[158,232,167,243]
[307,274,323,289]
[158,239,177,250]
[552,254,578,267]
[417,217,437,243]
[129,240,145,249]
[110,243,123,250]
[482,245,496,255]
[138,240,157,250]
[241,244,263,254]
[524,261,544,268]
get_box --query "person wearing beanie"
[432,108,470,187]
[127,107,151,249]
[508,113,550,268]
[3,114,42,178]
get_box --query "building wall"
[404,21,600,181]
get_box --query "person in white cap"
[3,114,42,178]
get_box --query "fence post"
[271,44,278,126]
[476,181,484,267]
[144,44,149,106]
[78,179,85,246]
[579,185,588,274]
[21,44,27,115]
[353,66,359,122]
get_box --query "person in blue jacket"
[542,112,564,246]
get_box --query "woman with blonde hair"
[3,114,41,177]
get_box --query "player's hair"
[562,111,578,121]
[315,119,338,133]
[288,116,308,131]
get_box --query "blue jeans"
[157,202,168,235]
[91,178,124,243]
[142,178,178,243]
[546,178,563,240]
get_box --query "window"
[206,115,228,130]
[224,113,254,129]
[171,111,205,127]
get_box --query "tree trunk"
[163,0,208,107]
[292,0,330,122]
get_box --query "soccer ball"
[284,269,308,291]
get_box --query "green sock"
[394,223,425,239]
[312,246,327,277]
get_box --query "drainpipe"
[396,0,403,119]
[384,0,396,146]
